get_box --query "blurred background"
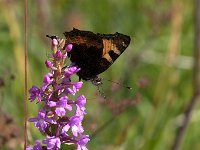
[0,0,197,150]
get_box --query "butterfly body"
[63,28,131,82]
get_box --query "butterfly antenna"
[103,78,132,90]
[46,35,58,40]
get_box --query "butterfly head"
[90,76,103,86]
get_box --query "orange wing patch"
[102,39,121,63]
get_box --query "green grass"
[0,0,196,150]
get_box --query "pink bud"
[52,39,58,46]
[66,44,73,52]
[45,60,53,68]
[55,50,63,58]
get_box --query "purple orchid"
[43,136,61,150]
[77,135,90,150]
[26,140,43,150]
[27,37,89,150]
[28,110,48,132]
[29,85,42,103]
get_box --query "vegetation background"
[0,0,198,150]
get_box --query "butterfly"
[63,28,131,85]
[47,28,131,85]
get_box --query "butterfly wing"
[96,33,131,75]
[64,28,131,80]
[64,28,104,80]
